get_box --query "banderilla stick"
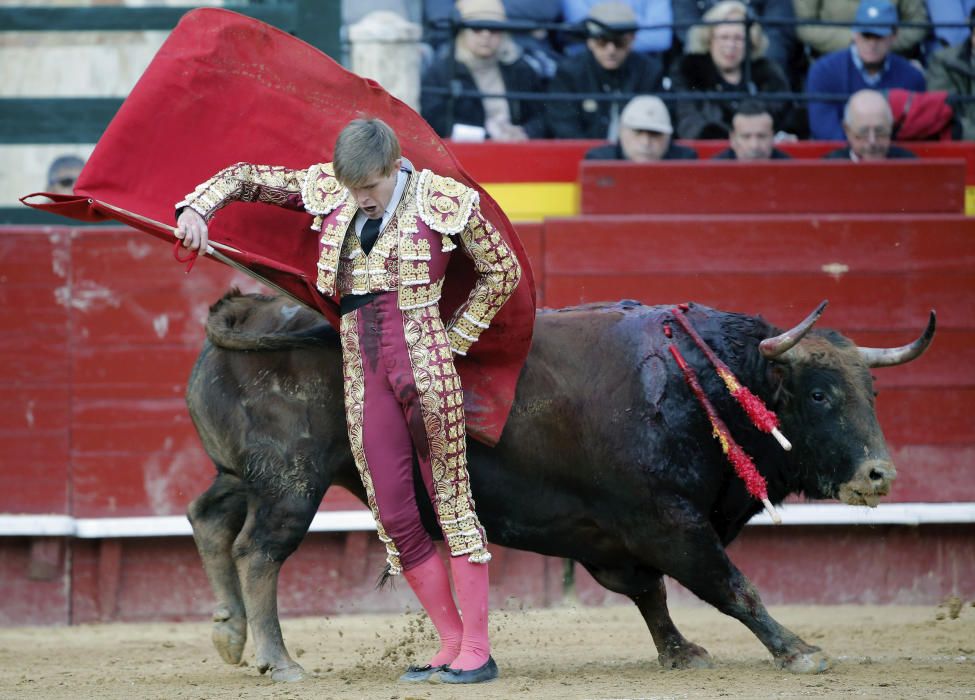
[668,343,781,524]
[672,306,791,451]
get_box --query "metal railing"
[425,12,975,128]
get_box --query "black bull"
[185,292,935,681]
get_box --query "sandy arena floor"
[0,603,973,699]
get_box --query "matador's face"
[348,158,401,219]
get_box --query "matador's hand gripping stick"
[95,200,317,312]
[667,341,782,524]
[672,305,791,451]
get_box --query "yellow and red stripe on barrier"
[447,139,975,220]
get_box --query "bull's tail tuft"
[376,564,396,591]
[205,289,337,351]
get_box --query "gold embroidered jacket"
[177,161,521,355]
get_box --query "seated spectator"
[562,0,674,55]
[926,8,975,139]
[712,100,792,158]
[421,0,546,140]
[503,0,565,79]
[46,155,85,195]
[824,89,917,159]
[806,0,925,140]
[794,0,929,59]
[672,0,798,80]
[585,95,699,159]
[670,0,796,139]
[546,2,665,138]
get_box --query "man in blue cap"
[805,0,925,140]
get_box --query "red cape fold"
[20,7,536,446]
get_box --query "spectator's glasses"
[850,126,892,139]
[50,177,77,188]
[592,34,632,49]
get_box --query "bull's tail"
[376,564,396,590]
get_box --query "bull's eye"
[810,390,827,403]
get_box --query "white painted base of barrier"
[0,503,973,538]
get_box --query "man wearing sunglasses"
[546,1,665,138]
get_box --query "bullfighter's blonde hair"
[685,0,768,57]
[333,118,402,187]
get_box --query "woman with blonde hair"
[669,0,797,138]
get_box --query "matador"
[175,118,521,685]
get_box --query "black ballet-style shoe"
[429,656,499,684]
[398,663,447,682]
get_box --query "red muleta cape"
[21,8,536,447]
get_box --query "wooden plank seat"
[580,160,967,215]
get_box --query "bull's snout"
[837,459,897,507]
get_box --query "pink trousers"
[339,293,490,574]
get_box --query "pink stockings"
[449,554,492,670]
[403,552,491,671]
[403,554,461,667]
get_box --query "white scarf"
[456,39,513,140]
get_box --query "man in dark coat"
[585,95,698,160]
[823,89,916,160]
[712,100,791,159]
[545,2,665,139]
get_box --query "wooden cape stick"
[96,200,319,313]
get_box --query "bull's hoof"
[775,649,832,674]
[211,607,247,665]
[256,657,306,682]
[270,663,306,682]
[658,643,714,670]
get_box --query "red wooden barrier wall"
[580,160,966,215]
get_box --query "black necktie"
[360,217,381,255]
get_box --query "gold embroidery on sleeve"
[176,162,306,221]
[445,207,521,354]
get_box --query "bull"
[185,291,935,681]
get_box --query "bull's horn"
[759,300,829,359]
[858,310,937,368]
